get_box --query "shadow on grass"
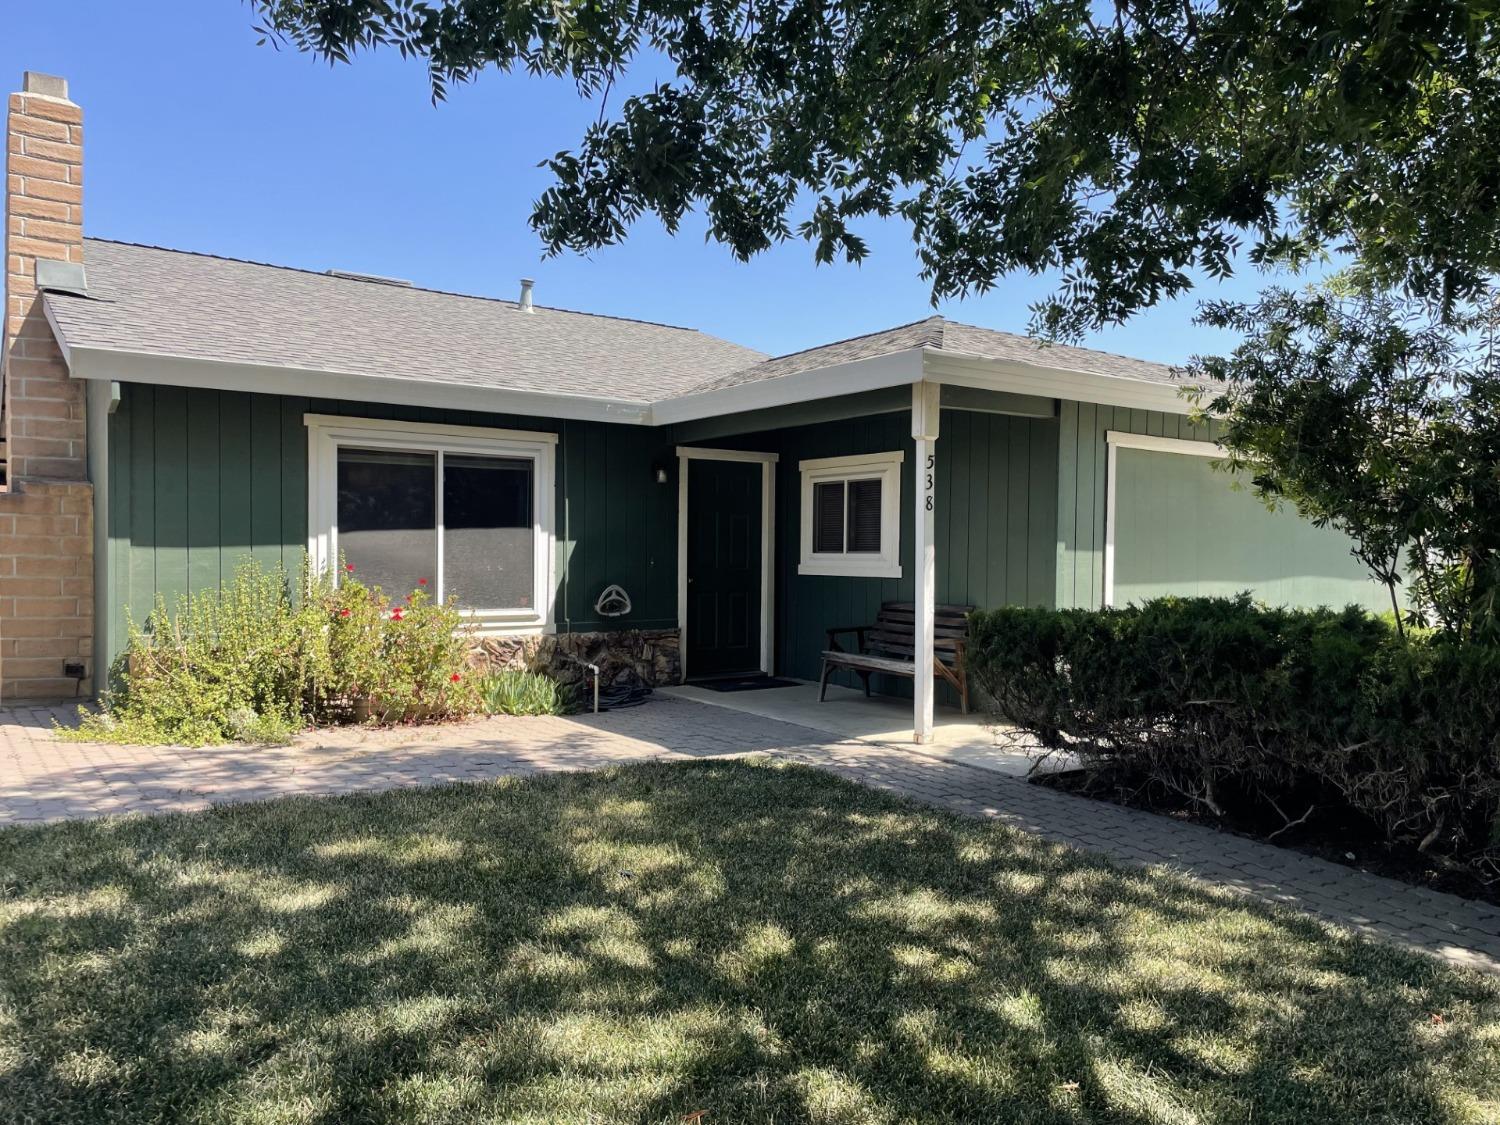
[1,759,1497,1123]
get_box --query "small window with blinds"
[799,451,903,578]
[846,478,883,553]
[813,481,847,553]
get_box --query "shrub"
[70,558,480,746]
[70,561,325,746]
[477,668,569,716]
[968,596,1500,874]
[317,572,481,723]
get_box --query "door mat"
[693,675,801,693]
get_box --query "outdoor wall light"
[653,464,670,484]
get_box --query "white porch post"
[911,381,941,744]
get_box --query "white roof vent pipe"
[519,278,535,313]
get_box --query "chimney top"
[519,278,535,313]
[22,72,69,100]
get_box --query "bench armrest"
[824,625,869,653]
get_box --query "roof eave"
[923,351,1197,413]
[54,338,655,425]
[653,347,1198,425]
[47,301,1199,426]
[649,348,928,425]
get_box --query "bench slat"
[821,651,918,676]
[866,628,964,643]
[860,622,967,635]
[820,601,974,714]
[869,617,969,632]
[866,627,966,644]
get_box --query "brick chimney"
[0,72,93,702]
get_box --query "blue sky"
[8,0,1292,362]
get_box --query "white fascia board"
[924,351,1199,414]
[58,343,654,425]
[648,347,927,426]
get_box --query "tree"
[1189,284,1500,641]
[250,0,1500,337]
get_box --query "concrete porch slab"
[660,680,1060,777]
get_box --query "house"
[0,72,1389,739]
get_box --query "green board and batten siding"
[748,409,1059,687]
[103,384,679,667]
[100,383,1382,687]
[104,389,1061,684]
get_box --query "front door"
[686,458,763,677]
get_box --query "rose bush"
[71,558,482,746]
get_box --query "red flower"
[418,578,428,586]
[390,608,405,621]
[338,608,351,618]
[344,563,355,572]
[450,672,462,683]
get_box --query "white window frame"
[306,414,558,634]
[797,450,904,579]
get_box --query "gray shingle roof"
[685,315,1182,395]
[44,239,766,403]
[46,242,1183,410]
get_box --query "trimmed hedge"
[969,596,1500,874]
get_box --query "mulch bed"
[1035,766,1500,908]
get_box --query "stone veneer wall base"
[471,629,681,698]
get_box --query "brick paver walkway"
[3,696,1498,975]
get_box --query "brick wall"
[1,72,93,702]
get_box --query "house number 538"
[924,454,935,511]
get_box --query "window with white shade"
[307,415,556,631]
[798,451,903,578]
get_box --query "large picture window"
[307,415,556,631]
[798,451,903,578]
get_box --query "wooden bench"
[820,602,973,713]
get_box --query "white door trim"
[676,447,779,682]
[1103,429,1224,607]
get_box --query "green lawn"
[1,760,1497,1123]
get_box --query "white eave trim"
[925,351,1197,413]
[57,342,654,425]
[650,348,927,425]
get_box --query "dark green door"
[686,458,763,677]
